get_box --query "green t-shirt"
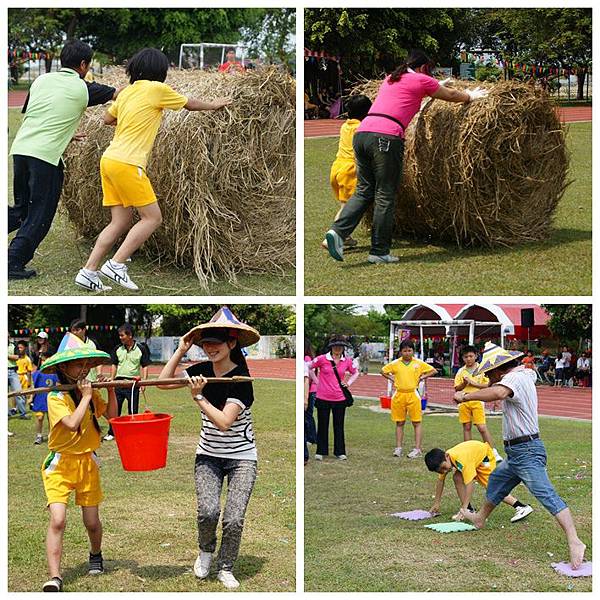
[8,343,17,369]
[10,68,89,166]
[111,341,150,379]
[84,337,98,382]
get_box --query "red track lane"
[97,358,295,381]
[351,375,591,420]
[305,106,591,138]
[8,90,28,107]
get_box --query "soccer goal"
[178,43,247,69]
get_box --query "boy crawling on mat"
[425,440,533,523]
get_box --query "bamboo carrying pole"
[7,376,254,399]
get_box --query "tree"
[542,304,592,345]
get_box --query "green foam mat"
[424,521,477,533]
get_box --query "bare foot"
[460,508,485,529]
[452,511,464,522]
[569,539,586,570]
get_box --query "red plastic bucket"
[380,395,392,409]
[109,412,173,471]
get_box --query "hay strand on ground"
[61,67,295,285]
[352,79,569,247]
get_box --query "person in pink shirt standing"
[309,335,358,460]
[324,49,488,264]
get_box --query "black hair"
[304,336,315,359]
[229,341,249,373]
[400,340,415,351]
[389,49,432,84]
[226,48,236,55]
[60,40,93,70]
[16,339,28,348]
[126,48,169,84]
[461,345,477,356]
[346,94,372,120]
[70,318,87,331]
[56,366,101,434]
[118,323,135,337]
[424,448,446,472]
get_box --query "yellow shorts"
[34,411,45,419]
[101,156,157,208]
[458,400,486,425]
[473,456,496,487]
[330,159,357,202]
[41,451,103,506]
[391,391,422,423]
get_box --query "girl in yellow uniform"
[381,340,437,459]
[39,333,117,592]
[76,47,232,293]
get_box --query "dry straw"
[352,79,569,247]
[61,68,296,285]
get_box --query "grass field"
[8,379,295,592]
[7,109,295,296]
[304,400,592,592]
[304,122,591,295]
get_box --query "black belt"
[504,433,540,448]
[366,112,406,132]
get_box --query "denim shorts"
[486,438,567,515]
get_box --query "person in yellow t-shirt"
[15,340,34,391]
[381,340,437,459]
[454,345,503,463]
[323,95,372,250]
[76,47,232,293]
[39,333,117,592]
[425,440,533,523]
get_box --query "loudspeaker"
[521,308,535,328]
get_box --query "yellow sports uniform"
[382,357,436,423]
[42,389,107,506]
[101,80,188,207]
[438,440,496,487]
[454,365,489,425]
[16,355,33,390]
[329,119,360,202]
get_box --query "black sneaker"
[8,266,37,280]
[88,552,104,575]
[42,576,63,592]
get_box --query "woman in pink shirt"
[310,335,358,460]
[304,337,319,463]
[325,49,488,264]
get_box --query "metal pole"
[469,321,474,345]
[200,45,204,70]
[419,326,424,361]
[387,322,395,397]
[178,44,183,69]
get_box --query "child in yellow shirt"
[325,94,371,249]
[76,47,232,293]
[381,341,437,459]
[39,333,117,592]
[15,340,34,391]
[425,440,533,523]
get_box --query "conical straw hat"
[189,307,260,348]
[474,341,524,375]
[40,332,111,374]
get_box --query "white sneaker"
[103,434,114,442]
[393,447,403,457]
[492,448,503,462]
[314,454,323,461]
[325,229,344,261]
[100,260,139,291]
[75,269,113,292]
[217,569,240,589]
[193,551,212,579]
[407,448,422,459]
[336,454,347,460]
[511,504,533,523]
[368,254,400,264]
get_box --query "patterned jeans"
[194,454,257,571]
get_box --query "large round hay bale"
[352,80,569,247]
[61,67,295,285]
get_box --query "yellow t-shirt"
[454,364,489,394]
[16,355,33,376]
[438,440,494,484]
[382,357,436,392]
[48,389,107,454]
[335,119,360,161]
[103,80,188,169]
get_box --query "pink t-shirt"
[311,353,357,402]
[358,72,440,138]
[304,355,318,393]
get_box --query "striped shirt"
[497,367,539,441]
[185,361,257,461]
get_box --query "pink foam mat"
[551,561,592,577]
[390,510,434,521]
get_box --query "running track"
[351,375,591,420]
[305,106,592,137]
[97,358,295,381]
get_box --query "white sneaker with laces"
[407,448,422,459]
[368,254,400,264]
[492,447,503,462]
[511,504,533,522]
[75,269,113,292]
[100,260,139,291]
[393,447,403,457]
[103,434,114,442]
[314,454,323,461]
[193,551,212,579]
[217,569,240,589]
[336,454,347,460]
